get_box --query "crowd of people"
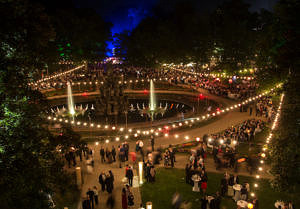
[206,118,265,172]
[35,64,258,104]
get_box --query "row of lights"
[249,93,284,199]
[47,84,282,138]
[36,77,170,88]
[172,68,254,80]
[30,64,85,85]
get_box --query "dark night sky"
[74,0,278,55]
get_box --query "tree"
[266,0,300,194]
[0,1,80,208]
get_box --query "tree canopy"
[0,0,101,208]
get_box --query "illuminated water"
[149,79,156,111]
[67,82,75,115]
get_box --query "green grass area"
[141,168,299,209]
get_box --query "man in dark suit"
[98,172,106,191]
[100,147,105,163]
[126,166,134,186]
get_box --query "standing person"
[122,188,128,209]
[112,145,116,162]
[126,166,134,187]
[170,148,175,168]
[126,185,134,207]
[105,148,110,163]
[253,198,259,209]
[249,106,253,116]
[150,135,155,151]
[86,188,95,209]
[98,172,106,192]
[124,142,129,161]
[200,171,208,194]
[106,172,113,193]
[119,145,125,168]
[100,146,105,163]
[220,176,228,196]
[214,192,221,209]
[150,166,156,182]
[109,170,115,190]
[92,186,98,206]
[201,195,208,209]
[106,193,115,209]
[82,196,91,209]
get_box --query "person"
[112,146,116,162]
[82,196,91,209]
[86,188,95,209]
[288,201,295,209]
[122,188,128,209]
[106,172,113,193]
[150,135,155,151]
[100,146,105,163]
[124,142,129,161]
[119,145,125,168]
[127,186,134,207]
[240,184,248,200]
[249,106,253,116]
[229,174,239,186]
[170,148,175,168]
[201,195,208,209]
[99,172,106,191]
[185,163,192,184]
[172,192,182,209]
[214,192,221,209]
[150,166,156,182]
[126,166,134,187]
[109,170,115,190]
[220,176,228,196]
[92,186,98,206]
[200,172,208,194]
[253,198,259,209]
[106,193,115,209]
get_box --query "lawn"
[141,168,299,209]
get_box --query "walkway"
[74,109,269,209]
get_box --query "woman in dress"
[122,188,128,209]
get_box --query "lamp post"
[75,167,82,188]
[138,161,143,185]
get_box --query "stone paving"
[72,108,268,209]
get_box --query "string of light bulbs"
[247,93,284,199]
[30,64,85,85]
[171,68,254,80]
[47,84,282,141]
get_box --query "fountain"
[149,79,156,121]
[67,82,75,116]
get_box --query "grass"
[237,128,269,157]
[141,168,299,209]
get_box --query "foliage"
[210,0,259,73]
[269,75,300,193]
[27,0,111,74]
[116,0,213,68]
[0,1,83,208]
[263,0,300,193]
